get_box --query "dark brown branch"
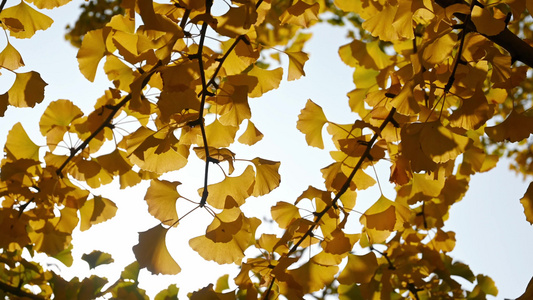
[434,0,533,68]
[56,61,162,176]
[0,280,46,300]
[0,0,7,13]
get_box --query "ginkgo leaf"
[218,85,251,127]
[82,250,114,269]
[238,120,263,146]
[471,5,506,36]
[199,165,255,209]
[247,66,283,98]
[338,252,379,284]
[5,71,47,108]
[520,182,533,225]
[145,179,180,226]
[204,118,239,148]
[133,224,181,275]
[271,201,301,228]
[155,284,179,300]
[250,157,280,197]
[25,0,71,9]
[77,28,111,82]
[517,276,533,300]
[79,196,118,231]
[297,99,328,148]
[485,110,533,142]
[362,4,400,41]
[288,258,339,294]
[360,195,396,231]
[449,87,494,130]
[5,122,40,160]
[279,1,319,28]
[0,94,7,117]
[0,43,24,70]
[0,1,54,38]
[189,216,260,264]
[338,40,392,70]
[215,4,257,37]
[410,173,445,198]
[286,51,309,81]
[418,121,470,163]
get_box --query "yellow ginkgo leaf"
[247,66,283,98]
[77,28,112,82]
[485,110,533,142]
[362,4,400,41]
[360,195,396,231]
[204,118,239,148]
[338,40,392,70]
[520,182,533,225]
[6,71,47,108]
[410,172,445,198]
[0,43,24,70]
[189,215,260,264]
[286,51,309,81]
[5,122,40,160]
[238,120,263,146]
[280,1,319,28]
[0,1,53,38]
[144,179,180,227]
[419,121,470,163]
[218,85,251,127]
[198,165,255,209]
[337,252,379,284]
[287,258,338,294]
[39,99,83,135]
[250,157,280,196]
[449,87,494,130]
[133,224,181,275]
[297,99,328,149]
[215,4,257,37]
[271,201,301,229]
[471,5,506,36]
[79,196,118,231]
[25,0,71,9]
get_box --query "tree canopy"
[1,0,533,299]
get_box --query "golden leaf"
[339,40,392,70]
[338,252,379,284]
[215,4,257,37]
[288,258,338,294]
[279,1,319,28]
[238,120,263,146]
[297,99,328,149]
[79,196,118,231]
[362,4,400,41]
[104,55,138,92]
[0,1,53,38]
[471,5,506,36]
[0,42,24,70]
[199,165,255,209]
[217,85,251,127]
[133,224,181,275]
[203,118,239,148]
[485,110,533,142]
[189,214,260,264]
[286,51,309,81]
[82,250,114,269]
[5,71,47,108]
[271,201,301,228]
[360,195,397,231]
[449,87,494,130]
[250,157,280,196]
[5,123,40,160]
[247,66,283,98]
[137,0,182,33]
[25,0,71,9]
[520,182,533,225]
[39,99,83,151]
[411,173,445,198]
[145,179,181,227]
[77,28,112,82]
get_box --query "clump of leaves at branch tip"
[2,0,533,299]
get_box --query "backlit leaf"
[199,165,255,209]
[5,71,47,108]
[133,224,181,275]
[520,182,533,225]
[279,1,319,28]
[0,1,53,38]
[485,110,533,142]
[79,196,118,231]
[5,122,40,160]
[287,51,309,81]
[271,201,301,228]
[471,6,506,36]
[0,42,24,70]
[238,120,263,145]
[297,99,328,149]
[247,66,283,98]
[77,28,111,81]
[82,250,114,269]
[360,195,396,231]
[250,157,280,197]
[338,252,379,284]
[145,179,180,227]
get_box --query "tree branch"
[0,280,46,300]
[433,0,533,68]
[56,61,162,176]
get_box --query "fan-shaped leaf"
[133,224,181,275]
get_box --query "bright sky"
[1,1,532,299]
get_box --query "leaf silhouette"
[133,224,181,275]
